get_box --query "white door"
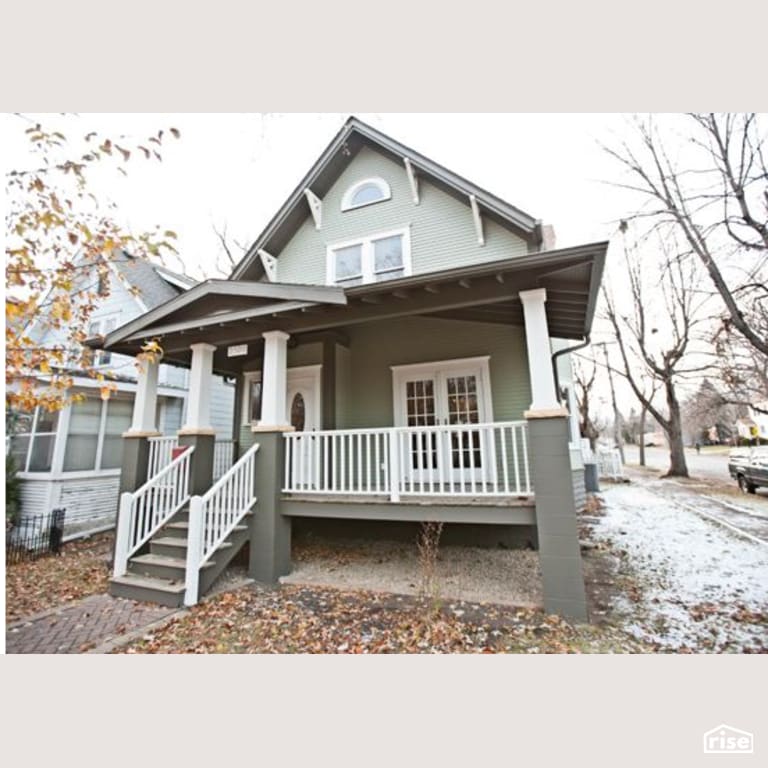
[394,358,493,490]
[286,366,321,489]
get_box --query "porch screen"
[63,399,101,471]
[101,399,133,469]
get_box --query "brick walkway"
[6,594,178,654]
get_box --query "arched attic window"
[341,177,391,211]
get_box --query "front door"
[394,358,493,490]
[286,366,321,488]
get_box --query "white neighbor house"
[8,253,235,534]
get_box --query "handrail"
[184,443,260,606]
[113,445,194,578]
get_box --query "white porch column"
[519,288,562,413]
[260,331,290,427]
[128,358,159,433]
[183,343,216,432]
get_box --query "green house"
[95,117,607,621]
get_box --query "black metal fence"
[6,508,66,565]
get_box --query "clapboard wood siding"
[339,316,530,428]
[57,475,121,523]
[572,469,587,512]
[275,146,529,285]
[19,479,53,518]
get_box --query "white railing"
[213,439,235,481]
[184,443,259,606]
[598,448,624,480]
[113,446,194,578]
[147,435,235,480]
[283,421,532,501]
[148,435,177,478]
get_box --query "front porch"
[92,243,606,620]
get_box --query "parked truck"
[728,446,768,494]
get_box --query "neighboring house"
[736,404,768,442]
[7,252,235,534]
[96,117,608,621]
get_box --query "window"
[9,408,58,472]
[87,315,119,366]
[327,228,411,287]
[341,177,391,211]
[242,372,262,425]
[63,396,132,472]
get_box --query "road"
[622,444,731,482]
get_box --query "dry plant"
[417,521,444,612]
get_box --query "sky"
[0,112,724,422]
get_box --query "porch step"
[109,573,186,608]
[128,553,215,581]
[150,536,234,559]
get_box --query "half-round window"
[341,178,391,211]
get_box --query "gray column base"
[119,435,154,494]
[248,431,292,583]
[178,432,215,496]
[527,415,589,622]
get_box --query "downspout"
[551,335,590,402]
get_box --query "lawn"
[116,582,651,654]
[5,532,113,623]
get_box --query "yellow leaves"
[100,382,118,401]
[39,360,52,375]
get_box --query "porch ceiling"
[91,241,607,375]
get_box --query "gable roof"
[231,116,544,281]
[112,252,195,309]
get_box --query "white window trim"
[341,177,391,211]
[242,366,323,427]
[390,356,494,427]
[88,311,121,367]
[326,226,412,287]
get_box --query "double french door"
[394,359,494,489]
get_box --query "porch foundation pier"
[248,429,292,582]
[179,342,217,495]
[527,414,589,622]
[119,357,160,494]
[248,329,292,582]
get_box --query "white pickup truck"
[728,446,768,494]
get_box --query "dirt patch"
[5,532,113,623]
[284,535,543,608]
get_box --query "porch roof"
[89,241,607,375]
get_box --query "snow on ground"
[594,481,768,652]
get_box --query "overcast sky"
[2,112,707,420]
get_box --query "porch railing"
[113,445,195,577]
[283,421,532,501]
[184,443,259,606]
[148,436,177,478]
[148,435,235,481]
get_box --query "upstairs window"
[327,228,411,287]
[341,177,391,211]
[87,315,119,367]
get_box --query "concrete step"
[109,573,186,608]
[128,553,214,581]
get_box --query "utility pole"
[599,342,626,465]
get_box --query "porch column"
[260,330,289,427]
[120,358,160,494]
[179,343,216,495]
[519,288,561,412]
[248,330,292,582]
[519,289,588,621]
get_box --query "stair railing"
[184,443,260,606]
[113,445,195,578]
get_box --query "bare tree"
[604,113,768,360]
[573,353,601,450]
[602,232,711,477]
[210,221,247,278]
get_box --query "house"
[736,401,768,443]
[94,117,608,621]
[7,252,235,537]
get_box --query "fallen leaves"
[6,532,113,623]
[115,583,650,655]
